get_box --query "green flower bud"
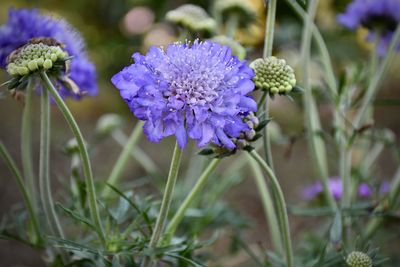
[166,4,216,34]
[6,41,68,77]
[215,0,257,28]
[43,59,53,70]
[210,35,246,60]
[346,251,372,267]
[250,57,297,95]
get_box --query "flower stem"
[102,121,144,198]
[246,153,283,254]
[39,85,65,240]
[249,150,293,267]
[260,0,277,169]
[21,79,37,212]
[163,158,221,242]
[300,0,337,210]
[39,71,106,248]
[0,142,43,246]
[141,142,182,267]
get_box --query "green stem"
[353,24,400,128]
[246,153,283,254]
[164,158,221,242]
[249,150,293,267]
[261,0,277,169]
[102,121,144,198]
[111,129,160,176]
[226,14,239,38]
[300,0,337,210]
[141,142,183,267]
[39,71,106,248]
[39,86,65,239]
[263,0,277,58]
[21,79,37,212]
[0,142,43,245]
[285,0,337,98]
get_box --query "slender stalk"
[353,24,400,128]
[141,142,183,267]
[164,158,221,242]
[249,150,293,267]
[226,14,239,38]
[300,0,337,209]
[261,0,277,169]
[21,79,37,211]
[247,153,283,254]
[111,129,160,176]
[39,86,65,239]
[102,121,144,198]
[263,0,277,58]
[285,0,337,98]
[39,71,106,247]
[0,142,43,245]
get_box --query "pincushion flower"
[0,8,97,98]
[337,0,400,55]
[112,40,256,149]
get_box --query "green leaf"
[165,253,206,267]
[56,203,97,232]
[255,119,271,132]
[198,148,214,156]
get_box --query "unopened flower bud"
[6,40,68,77]
[250,56,297,95]
[166,4,216,34]
[346,251,372,267]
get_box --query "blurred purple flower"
[337,0,400,55]
[302,177,372,201]
[379,181,390,195]
[0,8,97,98]
[112,40,256,149]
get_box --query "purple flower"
[0,8,97,98]
[302,177,372,201]
[112,40,256,149]
[337,0,400,55]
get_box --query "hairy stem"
[249,150,293,267]
[39,71,106,247]
[164,158,221,242]
[300,0,337,210]
[141,142,182,267]
[39,86,65,239]
[247,153,283,254]
[21,79,37,212]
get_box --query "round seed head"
[250,56,297,95]
[346,251,372,267]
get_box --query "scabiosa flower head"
[337,0,400,55]
[112,40,256,149]
[0,8,97,97]
[302,177,372,201]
